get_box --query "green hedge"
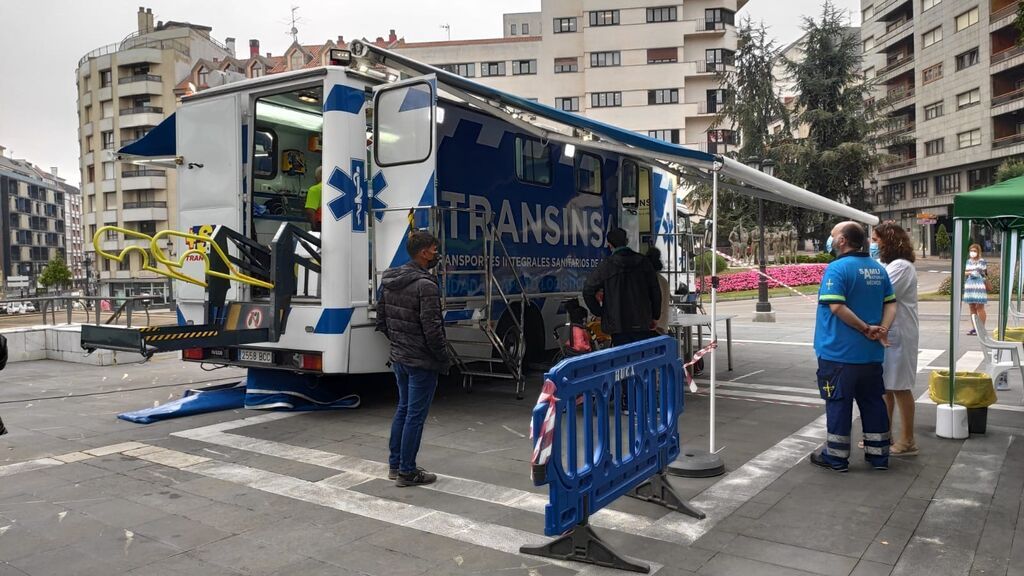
[796,253,835,264]
[937,266,1003,296]
[696,252,729,276]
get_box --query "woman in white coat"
[871,222,920,455]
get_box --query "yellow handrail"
[92,226,274,290]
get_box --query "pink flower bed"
[697,264,828,293]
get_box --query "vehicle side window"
[576,152,602,195]
[253,128,277,179]
[621,160,638,206]
[514,136,552,186]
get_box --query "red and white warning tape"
[708,249,818,304]
[530,379,559,478]
[684,340,717,393]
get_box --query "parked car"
[7,303,23,314]
[22,302,36,313]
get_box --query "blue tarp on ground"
[118,369,360,424]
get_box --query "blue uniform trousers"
[817,358,890,468]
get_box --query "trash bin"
[929,370,996,435]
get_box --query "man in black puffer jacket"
[583,228,661,346]
[376,231,450,487]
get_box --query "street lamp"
[753,159,776,323]
[83,257,92,297]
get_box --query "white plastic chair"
[972,314,1024,402]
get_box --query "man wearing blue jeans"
[812,221,897,472]
[376,231,450,487]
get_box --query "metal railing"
[883,87,915,106]
[693,60,734,74]
[878,54,915,77]
[118,74,162,84]
[690,19,729,32]
[123,201,167,209]
[122,169,165,178]
[993,44,1024,65]
[993,132,1024,149]
[79,38,189,68]
[876,19,912,46]
[880,157,917,172]
[0,295,154,328]
[993,87,1024,107]
[879,121,916,139]
[119,105,163,115]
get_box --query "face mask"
[825,236,835,255]
[869,242,880,260]
[969,251,979,259]
[426,255,440,269]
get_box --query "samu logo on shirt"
[858,268,882,286]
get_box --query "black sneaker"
[865,458,889,471]
[396,469,437,487]
[388,466,423,480]
[809,451,848,473]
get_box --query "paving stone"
[891,537,974,576]
[0,561,29,576]
[0,522,61,563]
[131,514,233,551]
[733,500,774,519]
[125,552,247,575]
[189,534,310,575]
[851,559,893,576]
[691,530,739,553]
[723,534,857,576]
[862,525,914,565]
[78,497,170,528]
[69,529,181,572]
[236,453,338,483]
[267,558,364,576]
[697,552,819,576]
[316,539,440,576]
[120,464,202,487]
[8,545,125,576]
[177,501,278,534]
[243,516,372,557]
[81,453,153,473]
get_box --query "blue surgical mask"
[825,236,834,255]
[869,242,880,260]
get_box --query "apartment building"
[0,147,69,294]
[75,7,231,302]
[62,181,84,290]
[395,1,747,154]
[863,0,1022,254]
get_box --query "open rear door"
[369,76,438,301]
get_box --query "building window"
[553,17,577,33]
[863,4,875,21]
[648,89,679,105]
[705,9,735,26]
[510,23,518,35]
[100,69,112,88]
[924,101,944,120]
[923,26,942,47]
[522,23,529,34]
[646,6,677,23]
[101,131,114,149]
[554,57,579,73]
[589,10,619,26]
[922,63,943,84]
[512,60,537,75]
[590,51,621,67]
[251,63,264,78]
[864,67,875,80]
[103,162,114,181]
[480,61,506,77]
[968,167,997,190]
[957,88,981,109]
[955,7,979,32]
[647,47,678,64]
[590,92,622,108]
[863,36,875,53]
[925,138,944,156]
[289,51,305,70]
[882,183,906,202]
[514,137,551,186]
[705,49,735,69]
[439,63,475,77]
[648,129,680,143]
[912,178,929,198]
[958,128,982,149]
[923,0,942,10]
[955,48,979,71]
[935,172,961,194]
[555,97,580,112]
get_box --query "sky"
[0,0,859,188]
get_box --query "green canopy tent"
[948,174,1024,407]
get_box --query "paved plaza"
[0,293,1022,575]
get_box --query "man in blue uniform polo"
[812,221,897,472]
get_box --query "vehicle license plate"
[239,349,273,364]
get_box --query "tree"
[38,256,72,291]
[997,159,1024,183]
[778,1,881,241]
[935,224,951,258]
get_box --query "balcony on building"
[992,23,1024,71]
[80,92,92,108]
[120,168,167,190]
[101,209,118,224]
[880,142,917,173]
[116,47,163,67]
[992,109,1024,150]
[992,63,1024,115]
[686,10,735,35]
[877,37,915,83]
[875,5,914,53]
[706,129,739,155]
[991,0,1021,27]
[873,0,913,23]
[117,73,163,98]
[123,201,167,222]
[881,82,915,113]
[686,55,735,77]
[879,114,916,141]
[119,104,164,129]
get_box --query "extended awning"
[117,113,177,168]
[350,40,878,226]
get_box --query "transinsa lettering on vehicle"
[437,105,616,298]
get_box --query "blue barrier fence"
[521,335,703,573]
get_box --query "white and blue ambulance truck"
[86,42,876,398]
